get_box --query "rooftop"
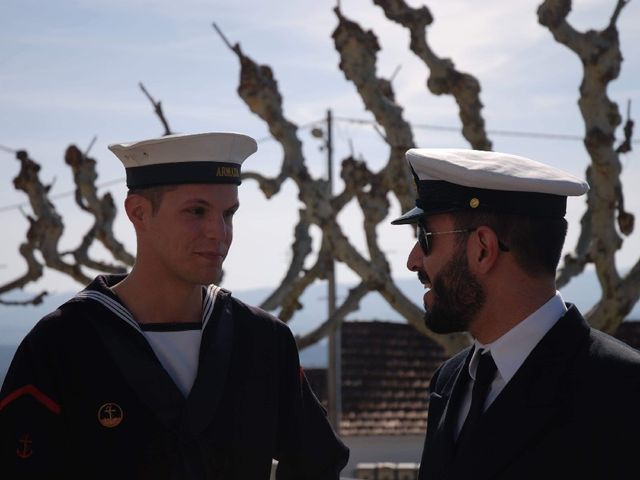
[306,318,640,437]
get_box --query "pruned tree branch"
[539,0,636,332]
[240,172,283,198]
[0,291,47,306]
[0,144,18,154]
[373,0,492,151]
[260,208,314,312]
[64,145,135,268]
[615,100,634,154]
[84,135,97,156]
[275,258,325,323]
[12,150,91,285]
[214,24,306,196]
[0,235,45,298]
[139,82,174,136]
[609,0,630,28]
[556,166,593,288]
[212,11,480,355]
[332,7,416,214]
[331,9,469,354]
[296,282,371,349]
[1,144,137,303]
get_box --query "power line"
[0,130,314,213]
[0,144,17,154]
[333,116,639,143]
[0,178,125,213]
[0,117,635,213]
[255,119,325,143]
[0,128,308,212]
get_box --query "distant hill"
[0,344,16,386]
[1,269,639,383]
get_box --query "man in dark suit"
[392,148,640,479]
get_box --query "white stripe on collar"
[74,290,142,333]
[75,284,221,333]
[202,284,220,329]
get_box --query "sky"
[1,0,639,308]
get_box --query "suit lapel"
[421,347,473,478]
[451,306,590,479]
[440,349,473,461]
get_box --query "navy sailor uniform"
[0,274,348,479]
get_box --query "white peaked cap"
[392,148,589,224]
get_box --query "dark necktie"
[455,350,497,453]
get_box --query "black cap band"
[416,180,567,218]
[126,161,241,188]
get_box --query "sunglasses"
[417,224,476,256]
[416,224,510,256]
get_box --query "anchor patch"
[16,433,33,459]
[98,402,123,428]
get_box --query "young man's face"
[140,183,239,287]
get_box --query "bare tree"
[1,1,636,356]
[538,0,637,332]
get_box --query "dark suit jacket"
[419,305,640,480]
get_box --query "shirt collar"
[469,291,567,383]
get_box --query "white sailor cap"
[108,132,257,189]
[391,148,589,224]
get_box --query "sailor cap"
[391,148,589,224]
[108,132,257,189]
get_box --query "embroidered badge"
[98,402,123,428]
[16,433,33,459]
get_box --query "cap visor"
[391,206,424,225]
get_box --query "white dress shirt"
[454,291,568,438]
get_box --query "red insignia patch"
[0,385,60,415]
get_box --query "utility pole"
[326,108,341,433]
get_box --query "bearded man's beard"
[424,246,486,334]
